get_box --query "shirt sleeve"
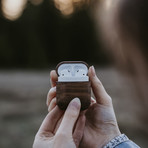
[103,134,140,148]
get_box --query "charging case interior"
[56,61,89,82]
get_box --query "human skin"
[33,97,86,148]
[47,66,121,148]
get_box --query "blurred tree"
[0,0,110,68]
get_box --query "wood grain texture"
[56,81,91,110]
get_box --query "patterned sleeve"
[103,134,140,148]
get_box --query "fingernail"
[91,66,96,77]
[49,86,56,94]
[69,98,81,109]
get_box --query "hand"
[79,66,121,148]
[33,98,86,148]
[47,66,121,148]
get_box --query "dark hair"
[118,0,148,62]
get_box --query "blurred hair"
[92,0,148,109]
[93,0,148,73]
[116,0,148,108]
[118,0,148,62]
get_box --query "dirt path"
[0,67,147,148]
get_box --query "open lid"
[56,61,89,82]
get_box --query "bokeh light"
[2,0,27,21]
[105,0,112,10]
[30,0,43,5]
[54,0,86,16]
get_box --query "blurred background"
[0,0,147,148]
[0,0,109,68]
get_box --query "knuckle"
[50,70,55,76]
[38,131,52,138]
[108,96,113,104]
[108,95,112,101]
[49,87,55,94]
[47,87,56,99]
[105,95,113,106]
[51,97,56,103]
[47,90,50,98]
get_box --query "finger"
[56,98,81,136]
[73,114,86,147]
[50,70,58,87]
[48,97,57,112]
[46,86,56,106]
[88,66,112,106]
[38,106,63,136]
[53,114,64,134]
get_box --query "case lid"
[56,61,89,82]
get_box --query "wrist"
[101,125,121,147]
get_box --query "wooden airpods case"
[56,61,91,110]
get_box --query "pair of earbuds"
[57,62,89,82]
[60,69,87,77]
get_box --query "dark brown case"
[56,81,91,110]
[56,61,91,110]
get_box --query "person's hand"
[79,66,121,148]
[33,98,86,148]
[47,66,121,148]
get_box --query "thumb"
[56,98,81,136]
[89,66,112,106]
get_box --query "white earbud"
[60,69,71,77]
[75,69,87,77]
[57,63,89,82]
